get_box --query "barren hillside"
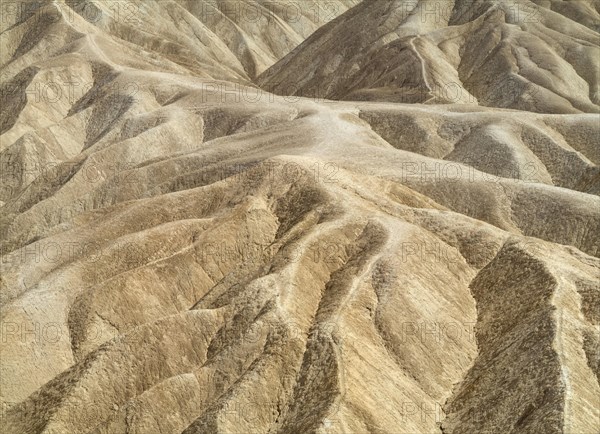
[1,1,599,433]
[260,0,600,113]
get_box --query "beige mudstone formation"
[1,1,598,433]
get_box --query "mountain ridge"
[1,1,599,433]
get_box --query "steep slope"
[176,0,361,78]
[1,0,358,85]
[260,0,600,113]
[1,0,599,433]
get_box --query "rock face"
[260,0,600,113]
[0,1,598,433]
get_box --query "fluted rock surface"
[1,1,599,433]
